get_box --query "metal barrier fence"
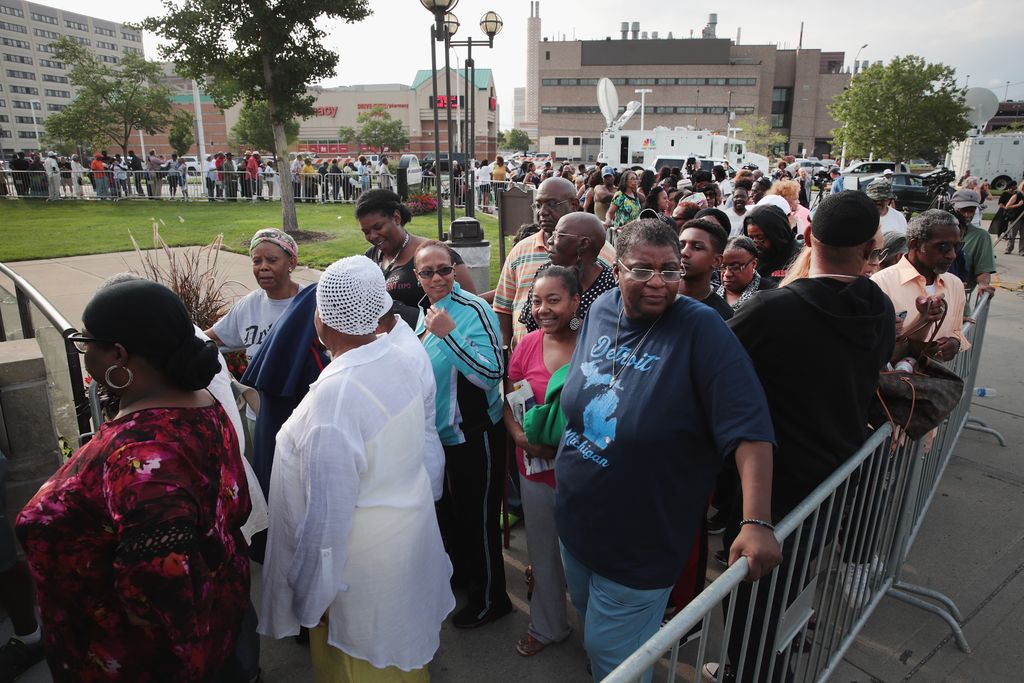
[0,262,92,447]
[605,292,999,683]
[0,168,517,213]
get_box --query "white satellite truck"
[593,78,769,172]
[945,87,1024,191]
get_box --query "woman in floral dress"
[16,279,251,682]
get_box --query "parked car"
[180,156,201,175]
[848,172,951,214]
[786,159,831,177]
[842,160,910,175]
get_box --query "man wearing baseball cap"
[828,166,844,195]
[949,188,996,302]
[705,191,895,682]
[865,177,907,234]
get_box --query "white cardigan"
[258,336,454,670]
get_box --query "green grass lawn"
[1,200,509,287]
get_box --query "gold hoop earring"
[104,365,133,390]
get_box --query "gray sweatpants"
[520,473,571,644]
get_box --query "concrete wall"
[0,339,62,524]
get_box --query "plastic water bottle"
[894,358,917,374]
[975,387,997,397]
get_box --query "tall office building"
[519,0,539,142]
[0,0,143,156]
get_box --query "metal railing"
[0,262,92,446]
[605,292,998,683]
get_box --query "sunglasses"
[868,248,889,264]
[66,333,113,353]
[415,266,455,280]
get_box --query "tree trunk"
[262,54,297,233]
[273,119,298,232]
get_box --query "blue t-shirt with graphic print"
[555,288,775,590]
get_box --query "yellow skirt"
[309,625,430,683]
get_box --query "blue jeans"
[560,543,672,683]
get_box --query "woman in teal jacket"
[414,240,512,629]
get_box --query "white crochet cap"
[316,255,393,335]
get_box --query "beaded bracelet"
[739,518,775,531]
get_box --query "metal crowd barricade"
[605,293,996,683]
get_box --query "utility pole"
[191,79,207,162]
[634,88,652,130]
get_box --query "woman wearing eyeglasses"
[413,240,512,629]
[357,189,476,323]
[554,219,780,680]
[17,280,251,681]
[717,235,776,311]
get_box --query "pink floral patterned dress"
[15,404,251,682]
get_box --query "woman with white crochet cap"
[258,255,454,683]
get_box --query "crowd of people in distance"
[0,142,1004,683]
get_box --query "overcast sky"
[41,0,1021,128]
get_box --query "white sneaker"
[842,556,881,609]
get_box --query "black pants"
[721,510,840,683]
[441,421,511,613]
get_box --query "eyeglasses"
[720,259,755,273]
[532,199,572,213]
[550,230,582,242]
[66,333,112,353]
[868,247,889,264]
[932,242,957,255]
[617,261,684,283]
[415,265,455,279]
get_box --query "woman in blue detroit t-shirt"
[554,219,780,681]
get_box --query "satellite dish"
[597,77,619,126]
[964,87,999,128]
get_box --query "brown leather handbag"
[870,301,965,440]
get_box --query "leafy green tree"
[732,116,787,157]
[337,126,357,145]
[496,130,506,148]
[354,107,408,152]
[230,100,300,153]
[42,37,173,157]
[503,129,532,152]
[140,0,371,233]
[167,109,196,157]
[830,56,970,162]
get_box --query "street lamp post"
[694,88,700,128]
[839,43,868,169]
[29,99,41,151]
[634,88,652,130]
[422,0,460,238]
[443,10,502,219]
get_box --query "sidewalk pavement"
[2,239,1022,682]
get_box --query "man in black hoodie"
[704,191,895,683]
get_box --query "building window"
[554,136,569,145]
[0,130,10,138]
[36,44,57,53]
[771,87,792,129]
[627,78,656,85]
[33,27,59,39]
[0,20,27,33]
[74,36,90,46]
[0,37,30,48]
[39,58,63,69]
[11,99,34,108]
[545,50,550,60]
[14,115,40,124]
[46,103,66,111]
[0,100,6,108]
[0,6,24,18]
[122,31,141,42]
[98,54,118,63]
[44,88,70,97]
[97,40,116,50]
[3,52,31,64]
[94,26,115,37]
[123,45,140,55]
[0,114,7,122]
[64,19,88,31]
[6,68,34,79]
[41,73,67,83]
[9,85,38,94]
[31,12,57,24]
[18,130,36,138]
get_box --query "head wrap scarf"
[249,229,298,259]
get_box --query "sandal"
[516,633,547,657]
